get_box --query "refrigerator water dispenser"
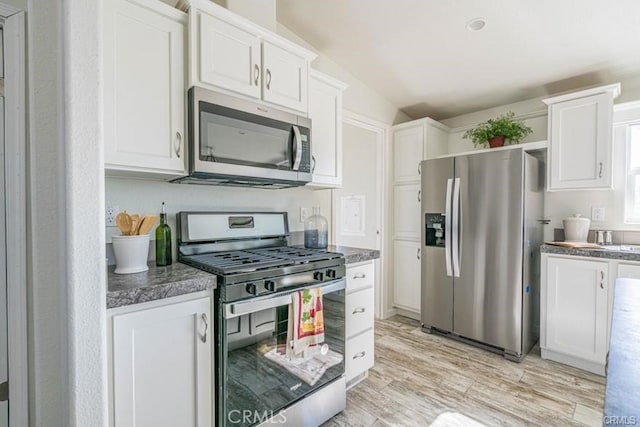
[425,213,446,247]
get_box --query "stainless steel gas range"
[177,211,346,427]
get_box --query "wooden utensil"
[137,215,158,235]
[130,214,140,235]
[115,211,132,235]
[131,215,145,235]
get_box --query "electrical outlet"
[591,207,605,222]
[300,207,310,223]
[106,206,119,227]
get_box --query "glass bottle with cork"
[155,202,172,266]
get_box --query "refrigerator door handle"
[452,177,461,277]
[445,178,453,277]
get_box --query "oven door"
[219,279,345,427]
[190,87,311,183]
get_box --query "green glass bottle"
[155,202,172,266]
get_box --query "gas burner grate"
[185,251,294,274]
[247,247,343,263]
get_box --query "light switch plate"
[591,207,605,222]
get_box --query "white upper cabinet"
[392,118,449,183]
[543,83,620,191]
[393,184,421,239]
[196,12,261,99]
[188,0,316,114]
[393,125,424,183]
[308,70,347,187]
[262,41,308,112]
[104,0,187,177]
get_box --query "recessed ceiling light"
[466,17,487,32]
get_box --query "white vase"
[112,234,150,274]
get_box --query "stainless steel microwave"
[172,86,312,188]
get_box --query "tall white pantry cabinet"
[391,119,449,316]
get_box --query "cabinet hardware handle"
[417,248,421,260]
[353,273,366,279]
[254,64,260,86]
[418,163,421,175]
[418,190,421,203]
[266,69,272,90]
[600,271,605,289]
[201,313,208,343]
[175,132,182,158]
[353,351,366,359]
[257,106,269,113]
[352,307,365,314]
[312,155,316,173]
[599,162,603,178]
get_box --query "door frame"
[0,6,28,426]
[336,110,389,319]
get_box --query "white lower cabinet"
[392,240,421,313]
[541,256,609,374]
[109,295,212,427]
[345,261,375,388]
[617,262,640,280]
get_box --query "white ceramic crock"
[112,234,150,274]
[563,214,591,243]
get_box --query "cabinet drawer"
[346,262,374,292]
[346,329,374,381]
[346,288,374,338]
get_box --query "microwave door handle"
[292,125,302,171]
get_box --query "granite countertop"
[107,246,377,309]
[604,278,640,419]
[326,245,380,264]
[541,244,640,262]
[107,262,217,309]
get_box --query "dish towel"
[287,287,325,358]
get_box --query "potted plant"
[462,111,533,148]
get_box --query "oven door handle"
[225,279,346,318]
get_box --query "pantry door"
[0,29,7,425]
[332,112,385,250]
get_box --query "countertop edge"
[540,244,640,262]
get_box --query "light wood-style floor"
[324,316,605,427]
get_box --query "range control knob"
[326,269,336,279]
[264,280,276,292]
[313,271,324,281]
[245,283,257,295]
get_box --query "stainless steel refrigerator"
[420,148,544,361]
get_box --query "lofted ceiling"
[276,0,640,120]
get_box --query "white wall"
[1,0,107,424]
[105,178,328,249]
[276,24,410,126]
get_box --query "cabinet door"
[104,0,186,175]
[112,297,212,427]
[393,184,421,239]
[617,262,640,280]
[308,71,344,186]
[393,240,421,313]
[544,257,608,364]
[194,10,261,99]
[393,125,424,183]
[262,41,308,113]
[548,93,613,190]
